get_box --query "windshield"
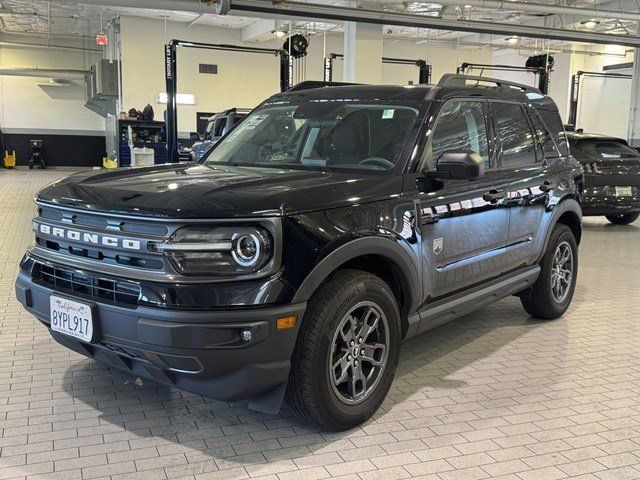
[575,139,640,160]
[202,102,420,172]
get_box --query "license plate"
[50,295,94,343]
[616,186,633,197]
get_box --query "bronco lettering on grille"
[36,223,142,251]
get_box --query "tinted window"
[493,103,536,168]
[429,101,489,169]
[529,108,559,158]
[203,119,215,141]
[537,108,569,156]
[575,139,640,160]
[213,118,226,137]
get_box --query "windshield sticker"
[382,109,395,119]
[242,114,269,129]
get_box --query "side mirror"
[434,151,485,180]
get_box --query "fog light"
[240,329,253,343]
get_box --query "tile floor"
[1,169,639,480]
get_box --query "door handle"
[483,189,506,203]
[540,180,557,192]
[421,212,440,225]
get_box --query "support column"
[343,22,383,84]
[628,49,640,147]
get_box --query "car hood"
[36,163,403,218]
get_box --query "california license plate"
[50,295,94,343]
[616,186,633,197]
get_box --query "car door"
[490,102,551,270]
[417,99,511,301]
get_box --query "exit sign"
[96,34,108,46]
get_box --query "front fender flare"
[291,236,421,316]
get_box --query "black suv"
[15,75,582,430]
[567,131,640,225]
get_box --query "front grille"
[39,207,169,236]
[34,263,141,306]
[121,222,168,236]
[34,205,173,274]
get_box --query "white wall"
[570,47,634,138]
[119,15,494,133]
[0,40,105,134]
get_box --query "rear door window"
[492,102,537,168]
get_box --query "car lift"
[165,39,291,163]
[457,57,552,94]
[323,53,432,85]
[567,70,632,129]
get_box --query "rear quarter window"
[575,139,640,159]
[535,108,569,157]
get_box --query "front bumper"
[15,272,306,412]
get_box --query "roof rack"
[287,80,360,92]
[438,74,542,94]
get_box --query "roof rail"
[438,74,542,94]
[287,80,360,91]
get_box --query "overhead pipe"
[0,68,88,79]
[229,0,640,48]
[363,0,640,23]
[0,40,102,52]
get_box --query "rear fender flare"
[538,197,582,263]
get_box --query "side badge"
[433,237,444,255]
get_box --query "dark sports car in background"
[568,132,640,225]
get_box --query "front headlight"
[152,226,273,276]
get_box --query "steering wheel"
[258,143,276,161]
[359,157,395,169]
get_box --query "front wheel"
[521,224,578,320]
[286,269,401,430]
[605,213,639,225]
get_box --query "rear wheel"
[286,269,401,430]
[605,213,639,225]
[521,224,578,320]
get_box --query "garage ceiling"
[0,0,637,52]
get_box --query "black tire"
[521,224,578,320]
[605,213,639,225]
[286,269,401,431]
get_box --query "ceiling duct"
[0,68,88,79]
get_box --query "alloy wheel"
[550,240,574,303]
[329,301,390,405]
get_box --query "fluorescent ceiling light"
[581,19,600,29]
[157,92,196,105]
